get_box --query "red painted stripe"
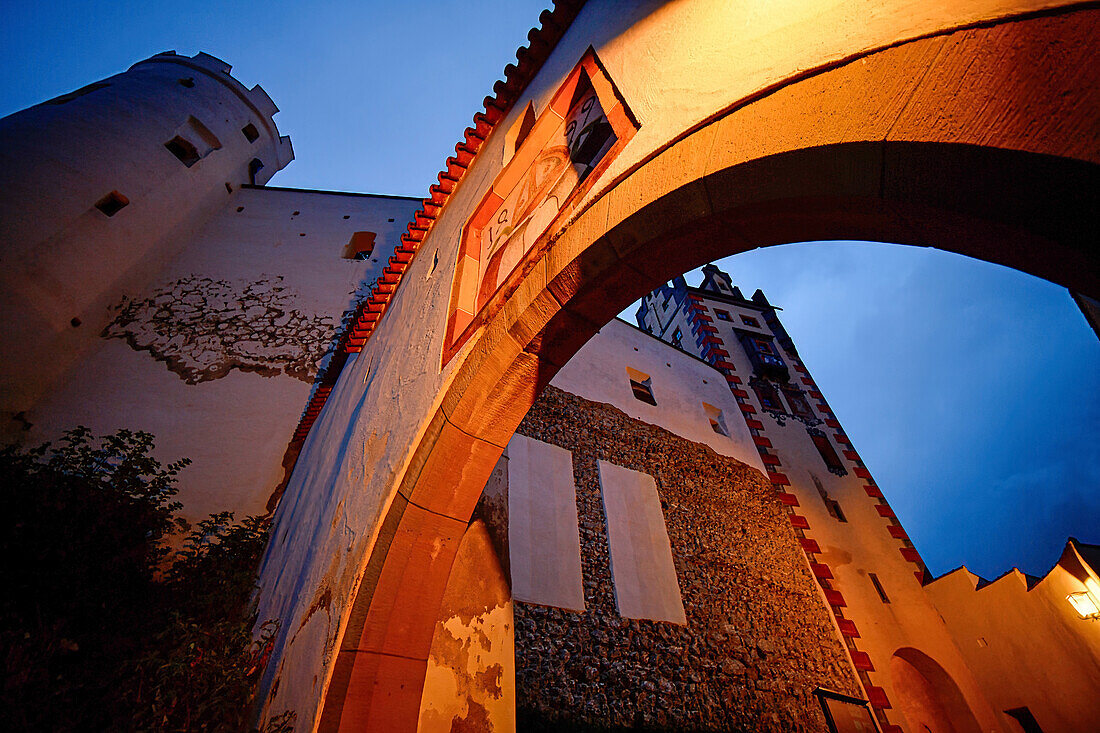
[767,471,789,486]
[790,515,810,529]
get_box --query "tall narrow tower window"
[869,573,890,603]
[809,430,845,474]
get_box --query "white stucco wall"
[0,52,293,418]
[26,186,421,526]
[551,318,765,472]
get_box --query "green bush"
[0,428,291,731]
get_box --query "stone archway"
[314,9,1099,730]
[890,647,984,733]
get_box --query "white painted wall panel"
[507,435,585,611]
[598,460,686,625]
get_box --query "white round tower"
[0,51,293,426]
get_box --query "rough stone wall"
[511,386,859,731]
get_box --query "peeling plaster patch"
[476,663,504,700]
[451,698,492,733]
[418,521,514,733]
[104,276,341,383]
[297,586,333,634]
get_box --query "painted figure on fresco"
[475,81,617,310]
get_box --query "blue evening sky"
[3,1,1096,579]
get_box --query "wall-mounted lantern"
[1066,590,1100,619]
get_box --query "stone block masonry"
[509,386,859,731]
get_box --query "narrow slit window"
[626,368,656,406]
[165,135,200,167]
[241,123,260,143]
[703,403,728,436]
[94,190,129,217]
[671,328,683,348]
[248,158,265,185]
[869,573,890,603]
[811,432,845,473]
[812,472,847,523]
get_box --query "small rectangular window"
[94,190,129,217]
[626,368,657,406]
[740,314,760,327]
[1004,707,1044,733]
[671,328,683,348]
[715,310,731,321]
[703,403,728,436]
[241,123,260,142]
[342,231,376,260]
[869,573,890,603]
[165,116,221,168]
[165,135,201,167]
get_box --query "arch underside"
[318,9,1099,730]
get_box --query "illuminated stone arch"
[889,647,984,733]
[306,9,1098,731]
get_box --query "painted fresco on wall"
[444,49,637,363]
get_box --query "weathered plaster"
[104,275,339,383]
[417,520,515,733]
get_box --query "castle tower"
[637,265,998,732]
[0,52,293,423]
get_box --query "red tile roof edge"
[285,1,588,450]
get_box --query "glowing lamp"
[1066,591,1100,619]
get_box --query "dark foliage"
[0,428,291,731]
